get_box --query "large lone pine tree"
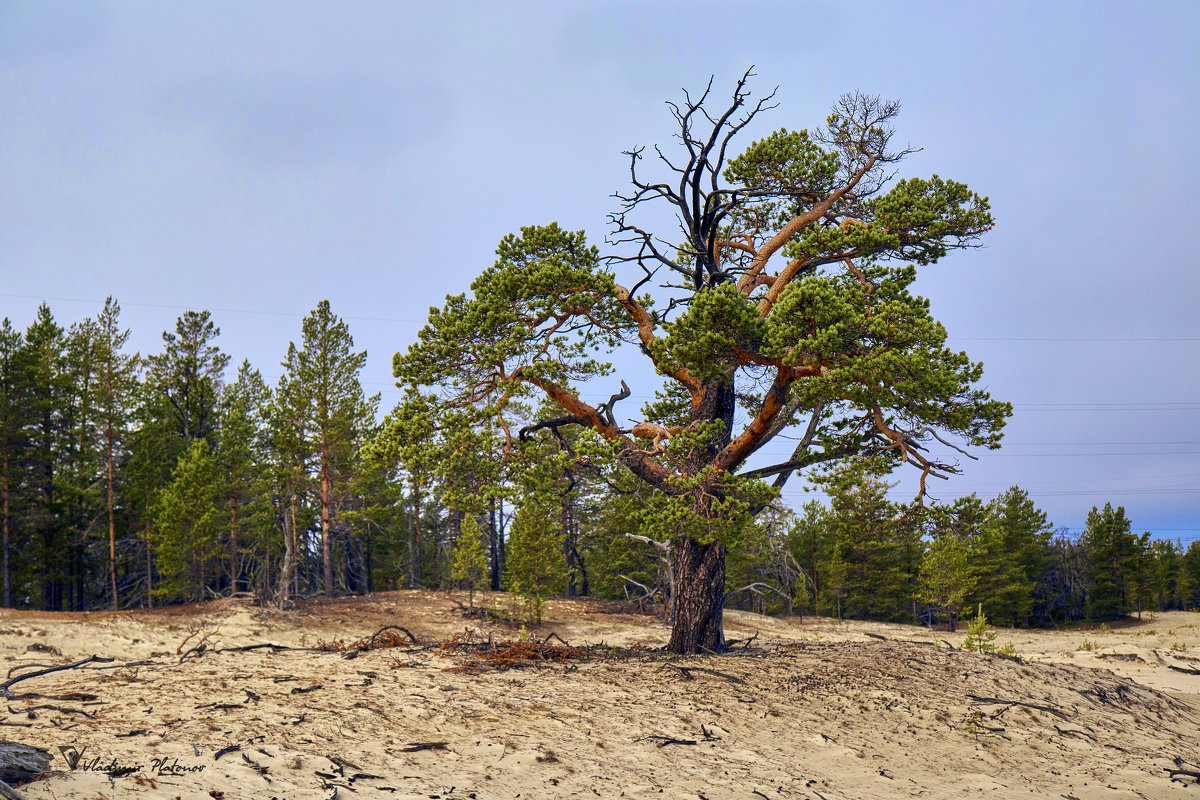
[389,73,1009,654]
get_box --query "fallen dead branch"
[1168,756,1200,784]
[636,735,696,747]
[0,655,115,697]
[321,625,422,655]
[663,663,748,685]
[400,742,447,752]
[443,637,590,674]
[967,694,1071,721]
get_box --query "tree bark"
[320,433,333,597]
[2,456,9,609]
[667,537,727,654]
[407,477,422,589]
[107,421,117,610]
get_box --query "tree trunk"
[107,425,118,610]
[667,536,727,654]
[228,493,239,594]
[407,477,422,589]
[276,491,299,608]
[144,521,153,608]
[488,498,500,591]
[320,435,333,597]
[2,456,9,609]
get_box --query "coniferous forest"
[0,298,1194,625]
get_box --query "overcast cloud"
[1,0,1197,540]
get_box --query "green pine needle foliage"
[451,514,489,609]
[962,603,998,654]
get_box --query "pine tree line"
[0,299,1194,626]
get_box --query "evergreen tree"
[215,361,274,596]
[19,305,70,609]
[976,487,1053,626]
[921,523,974,631]
[819,462,911,620]
[148,310,229,445]
[126,376,176,605]
[506,488,566,625]
[450,514,489,608]
[1083,503,1138,620]
[92,298,139,609]
[0,320,24,607]
[152,439,222,602]
[786,501,829,615]
[275,301,377,597]
[1182,542,1200,609]
[387,78,1008,653]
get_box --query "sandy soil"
[2,592,1199,799]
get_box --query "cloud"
[155,73,452,169]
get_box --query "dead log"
[0,741,51,788]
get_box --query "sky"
[2,1,1198,541]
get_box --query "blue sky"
[2,1,1198,540]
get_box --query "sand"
[1,591,1198,799]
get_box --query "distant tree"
[0,320,24,608]
[920,529,973,632]
[1150,539,1186,611]
[819,462,911,620]
[786,501,829,615]
[388,75,1007,652]
[147,310,229,445]
[92,298,139,609]
[975,487,1053,626]
[450,514,489,609]
[215,361,274,596]
[152,439,222,601]
[1083,503,1138,621]
[505,486,566,625]
[275,301,377,597]
[19,305,70,609]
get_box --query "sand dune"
[1,592,1198,799]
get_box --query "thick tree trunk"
[667,537,727,654]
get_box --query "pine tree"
[215,361,274,597]
[152,439,221,602]
[920,530,973,631]
[505,490,566,624]
[275,301,377,597]
[92,298,139,609]
[450,514,489,608]
[0,320,24,608]
[1083,503,1138,621]
[148,310,229,445]
[819,462,911,620]
[19,305,70,609]
[387,79,1007,653]
[976,487,1053,626]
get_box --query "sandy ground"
[1,592,1200,799]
